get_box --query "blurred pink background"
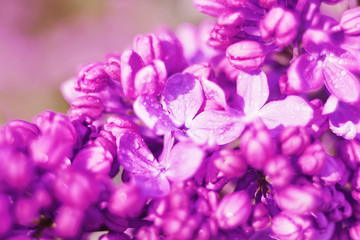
[0,0,204,124]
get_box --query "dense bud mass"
[1,0,360,239]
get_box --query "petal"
[60,77,85,104]
[236,70,269,115]
[118,132,159,175]
[325,48,360,73]
[187,110,244,145]
[164,73,204,127]
[322,95,339,115]
[200,77,228,109]
[329,101,360,139]
[120,50,144,100]
[163,142,204,182]
[192,0,228,17]
[134,60,167,97]
[133,174,170,197]
[287,53,324,92]
[134,96,176,135]
[258,96,314,130]
[323,62,360,103]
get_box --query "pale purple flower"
[236,70,314,131]
[134,72,244,145]
[118,132,204,197]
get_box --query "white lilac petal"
[163,142,204,182]
[323,62,360,103]
[163,73,204,127]
[258,96,314,130]
[134,96,176,135]
[236,70,269,115]
[187,109,244,145]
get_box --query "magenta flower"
[134,72,244,145]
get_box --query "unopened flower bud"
[75,62,109,93]
[271,212,312,240]
[264,155,293,188]
[240,119,275,169]
[350,222,360,240]
[120,49,144,100]
[319,157,347,186]
[183,62,215,80]
[251,203,270,231]
[69,95,104,121]
[109,182,146,218]
[340,6,360,35]
[100,232,131,240]
[338,139,360,169]
[280,126,310,156]
[192,0,228,17]
[73,137,115,177]
[216,11,244,37]
[226,40,265,71]
[258,0,277,8]
[213,149,247,179]
[103,115,138,144]
[14,198,39,226]
[54,168,99,208]
[55,205,84,238]
[298,142,326,175]
[33,111,76,143]
[215,190,252,229]
[134,34,162,66]
[134,60,167,97]
[104,54,121,81]
[260,7,299,46]
[275,185,321,214]
[0,194,12,236]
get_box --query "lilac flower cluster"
[1,0,360,239]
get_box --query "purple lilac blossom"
[2,1,360,239]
